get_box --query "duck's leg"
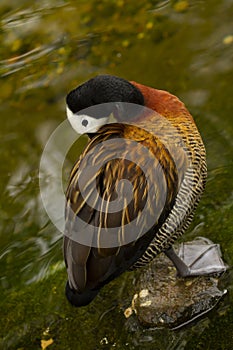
[165,237,227,277]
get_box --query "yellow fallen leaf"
[223,35,233,45]
[174,0,189,12]
[124,307,133,318]
[41,338,54,349]
[122,40,130,48]
[146,22,153,30]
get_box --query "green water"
[0,0,233,349]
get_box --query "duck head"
[66,74,144,134]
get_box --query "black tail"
[65,282,99,307]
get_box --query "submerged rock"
[124,240,227,329]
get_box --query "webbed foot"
[165,237,227,277]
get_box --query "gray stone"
[125,245,227,329]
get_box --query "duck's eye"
[82,119,88,127]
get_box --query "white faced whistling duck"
[64,75,226,306]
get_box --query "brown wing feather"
[63,123,180,293]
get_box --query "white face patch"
[66,106,109,134]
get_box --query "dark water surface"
[0,0,233,349]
